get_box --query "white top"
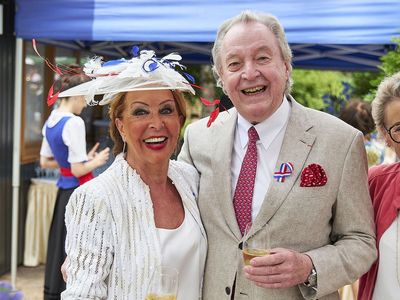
[231,97,291,221]
[157,206,205,300]
[40,110,88,163]
[372,213,400,300]
[62,154,207,300]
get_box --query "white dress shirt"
[231,97,291,221]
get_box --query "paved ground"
[0,265,44,300]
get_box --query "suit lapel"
[252,98,316,235]
[210,109,243,240]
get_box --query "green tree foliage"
[377,36,400,79]
[292,36,400,110]
[291,69,352,113]
[351,36,400,101]
[183,64,203,106]
[351,71,380,101]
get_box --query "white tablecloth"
[23,178,58,267]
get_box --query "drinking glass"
[242,223,270,266]
[145,266,178,300]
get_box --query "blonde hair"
[109,90,187,155]
[211,10,293,95]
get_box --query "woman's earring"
[122,136,127,153]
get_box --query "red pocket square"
[300,163,328,187]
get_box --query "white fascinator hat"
[58,47,195,105]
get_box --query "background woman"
[339,100,392,167]
[40,67,110,300]
[60,50,207,299]
[358,72,400,300]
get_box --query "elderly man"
[179,10,376,300]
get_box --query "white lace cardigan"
[61,154,207,300]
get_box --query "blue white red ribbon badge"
[273,162,294,182]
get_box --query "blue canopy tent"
[15,0,400,71]
[10,0,400,287]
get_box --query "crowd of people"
[39,9,399,300]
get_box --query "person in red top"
[358,72,400,300]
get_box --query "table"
[23,178,58,267]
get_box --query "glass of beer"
[145,265,178,300]
[242,223,270,266]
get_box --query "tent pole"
[11,38,23,288]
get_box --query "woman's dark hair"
[55,64,90,96]
[339,100,376,136]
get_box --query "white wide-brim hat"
[58,49,195,105]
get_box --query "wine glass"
[145,265,178,300]
[242,223,270,266]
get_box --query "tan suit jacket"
[179,97,377,300]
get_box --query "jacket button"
[225,287,231,295]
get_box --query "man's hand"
[243,248,313,289]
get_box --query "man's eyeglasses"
[384,123,400,143]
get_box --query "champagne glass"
[242,223,270,266]
[145,266,178,300]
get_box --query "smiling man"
[179,10,377,300]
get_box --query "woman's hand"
[61,257,68,283]
[91,147,110,168]
[71,147,110,177]
[88,142,100,160]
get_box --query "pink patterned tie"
[233,126,259,236]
